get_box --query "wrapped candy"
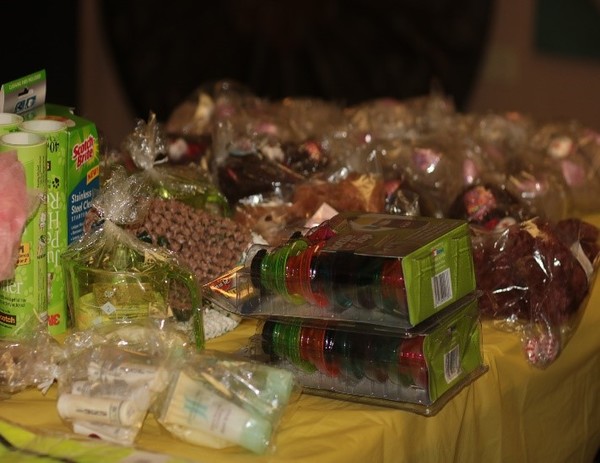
[232,170,388,246]
[344,92,457,143]
[505,167,570,221]
[448,182,534,230]
[289,171,386,221]
[472,111,533,165]
[94,115,253,339]
[471,217,600,367]
[211,87,348,205]
[528,120,600,216]
[127,198,251,286]
[165,83,218,139]
[216,150,306,204]
[233,195,295,246]
[390,136,466,218]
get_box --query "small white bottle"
[159,371,272,454]
[57,393,145,427]
[70,379,153,411]
[87,360,169,392]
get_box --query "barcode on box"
[432,268,452,307]
[444,345,461,383]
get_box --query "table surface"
[2,216,600,463]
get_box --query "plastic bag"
[210,85,346,204]
[122,111,229,216]
[154,349,297,454]
[0,325,64,398]
[57,319,191,445]
[471,217,600,367]
[61,167,204,348]
[232,169,387,246]
[126,197,251,285]
[528,120,600,216]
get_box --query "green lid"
[239,415,273,454]
[264,368,295,406]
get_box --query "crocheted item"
[129,198,250,283]
[203,306,242,340]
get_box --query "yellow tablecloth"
[2,217,600,463]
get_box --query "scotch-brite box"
[23,104,100,335]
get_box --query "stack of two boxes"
[206,212,486,415]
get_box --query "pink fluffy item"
[0,151,28,281]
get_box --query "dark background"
[3,1,493,122]
[99,0,493,119]
[3,2,78,108]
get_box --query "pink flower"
[0,151,28,281]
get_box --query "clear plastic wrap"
[210,85,349,205]
[344,92,457,143]
[471,217,600,367]
[448,182,535,231]
[122,111,229,216]
[166,80,254,141]
[61,168,205,349]
[57,319,191,445]
[246,293,485,415]
[90,121,254,339]
[124,197,251,287]
[233,194,296,246]
[154,350,298,454]
[395,137,467,218]
[528,120,600,216]
[289,171,386,219]
[231,168,387,247]
[0,325,64,398]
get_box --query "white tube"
[87,361,169,392]
[57,393,145,427]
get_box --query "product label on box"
[69,185,96,242]
[423,297,482,401]
[0,70,46,114]
[324,212,476,326]
[32,104,100,335]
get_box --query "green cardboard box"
[321,212,477,327]
[206,212,477,330]
[24,104,100,335]
[250,293,486,415]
